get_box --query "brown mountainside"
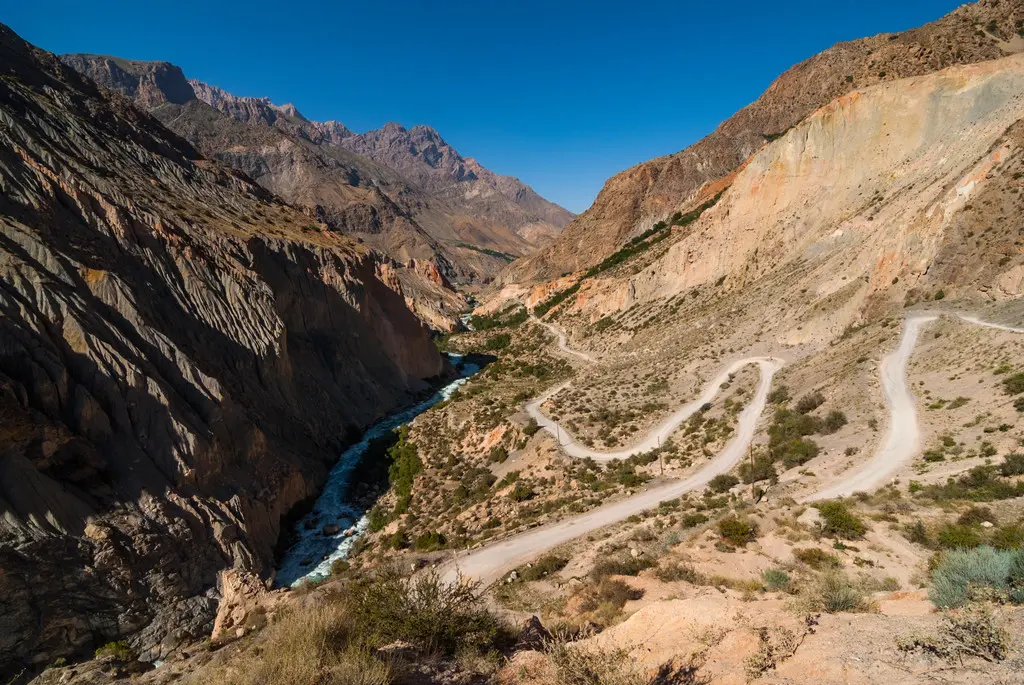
[0,24,443,676]
[502,0,1024,285]
[337,122,574,244]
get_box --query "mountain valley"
[4,2,1024,684]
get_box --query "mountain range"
[4,1,1024,683]
[60,53,573,329]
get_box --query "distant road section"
[806,312,1024,501]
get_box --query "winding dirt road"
[806,312,1024,501]
[527,358,782,462]
[444,355,782,585]
[441,311,1021,585]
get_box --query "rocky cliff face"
[0,24,444,676]
[59,54,196,108]
[187,80,354,145]
[503,0,1024,285]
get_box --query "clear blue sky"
[5,0,963,213]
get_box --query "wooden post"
[749,444,755,503]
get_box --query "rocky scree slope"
[0,25,443,676]
[502,0,1024,285]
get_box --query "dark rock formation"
[0,23,443,677]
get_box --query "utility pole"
[556,424,561,446]
[749,444,756,503]
[658,436,663,476]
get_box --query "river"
[275,353,481,587]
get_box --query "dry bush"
[897,604,1010,664]
[538,628,708,685]
[217,604,392,685]
[801,571,867,613]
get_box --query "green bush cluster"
[1002,371,1024,396]
[813,501,867,540]
[793,547,841,570]
[717,515,759,546]
[346,568,515,656]
[468,304,528,331]
[918,465,1024,502]
[94,641,135,662]
[517,554,569,582]
[484,333,511,351]
[809,570,866,613]
[591,555,655,579]
[707,473,740,494]
[761,568,791,591]
[929,546,1024,608]
[387,426,421,514]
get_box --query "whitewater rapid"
[276,354,480,587]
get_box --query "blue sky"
[6,0,963,213]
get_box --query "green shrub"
[793,547,841,570]
[906,519,930,546]
[717,516,759,546]
[795,392,826,414]
[920,465,1024,502]
[1002,372,1024,395]
[999,453,1024,476]
[487,445,509,463]
[681,512,709,528]
[767,385,790,404]
[708,474,740,494]
[94,641,134,662]
[590,555,655,579]
[992,525,1024,551]
[509,481,536,502]
[595,578,644,608]
[821,411,848,434]
[740,455,778,483]
[387,426,421,514]
[522,418,540,437]
[809,571,866,613]
[484,333,511,351]
[762,568,791,591]
[779,439,820,469]
[929,546,1018,608]
[937,524,982,550]
[367,504,391,533]
[346,568,514,656]
[413,531,447,552]
[655,562,704,584]
[814,501,866,539]
[957,506,996,526]
[518,554,570,582]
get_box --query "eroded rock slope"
[504,0,1024,285]
[0,24,443,675]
